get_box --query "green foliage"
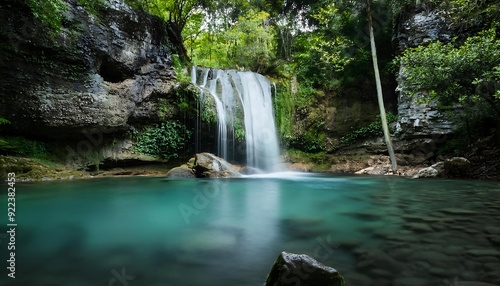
[124,0,204,31]
[291,2,355,89]
[188,9,275,72]
[438,101,498,156]
[25,0,106,34]
[172,54,191,83]
[398,28,500,117]
[26,0,67,33]
[287,149,331,170]
[340,112,397,146]
[134,121,191,160]
[390,0,499,32]
[0,116,11,151]
[287,132,326,153]
[0,116,10,125]
[77,0,107,15]
[0,136,48,159]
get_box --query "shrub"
[0,136,48,159]
[340,112,397,146]
[134,121,191,160]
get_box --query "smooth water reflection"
[0,174,499,285]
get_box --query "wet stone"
[465,249,500,257]
[484,226,500,235]
[404,222,434,233]
[370,268,394,279]
[345,273,373,286]
[410,251,451,263]
[343,210,383,221]
[392,277,428,286]
[484,263,500,271]
[386,235,419,243]
[460,271,477,281]
[389,248,413,259]
[439,208,479,215]
[475,256,500,263]
[401,214,443,223]
[429,268,448,277]
[443,245,465,256]
[372,278,391,286]
[356,259,374,269]
[463,227,481,234]
[463,260,482,271]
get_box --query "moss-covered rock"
[0,0,182,138]
[266,251,345,286]
[0,155,86,181]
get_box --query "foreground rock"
[412,162,445,179]
[444,157,471,177]
[167,153,241,178]
[266,251,345,286]
[412,157,471,179]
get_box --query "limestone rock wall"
[393,8,455,149]
[0,0,180,138]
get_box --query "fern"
[0,116,11,125]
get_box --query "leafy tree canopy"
[399,27,500,118]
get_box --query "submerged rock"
[265,251,345,286]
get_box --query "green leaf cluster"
[134,121,191,160]
[0,116,10,125]
[172,54,191,83]
[339,112,397,146]
[398,28,500,117]
[25,0,67,33]
[187,9,275,73]
[0,136,48,159]
[25,0,107,34]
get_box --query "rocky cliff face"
[0,0,180,138]
[393,9,455,152]
[0,0,191,167]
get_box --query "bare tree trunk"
[367,0,398,172]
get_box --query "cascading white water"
[191,66,281,172]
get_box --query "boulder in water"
[265,251,345,286]
[166,166,196,178]
[444,157,471,177]
[193,153,241,178]
[412,162,445,179]
[167,153,242,178]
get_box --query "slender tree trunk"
[367,0,398,172]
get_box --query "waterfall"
[191,66,281,172]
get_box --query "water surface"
[0,174,499,285]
